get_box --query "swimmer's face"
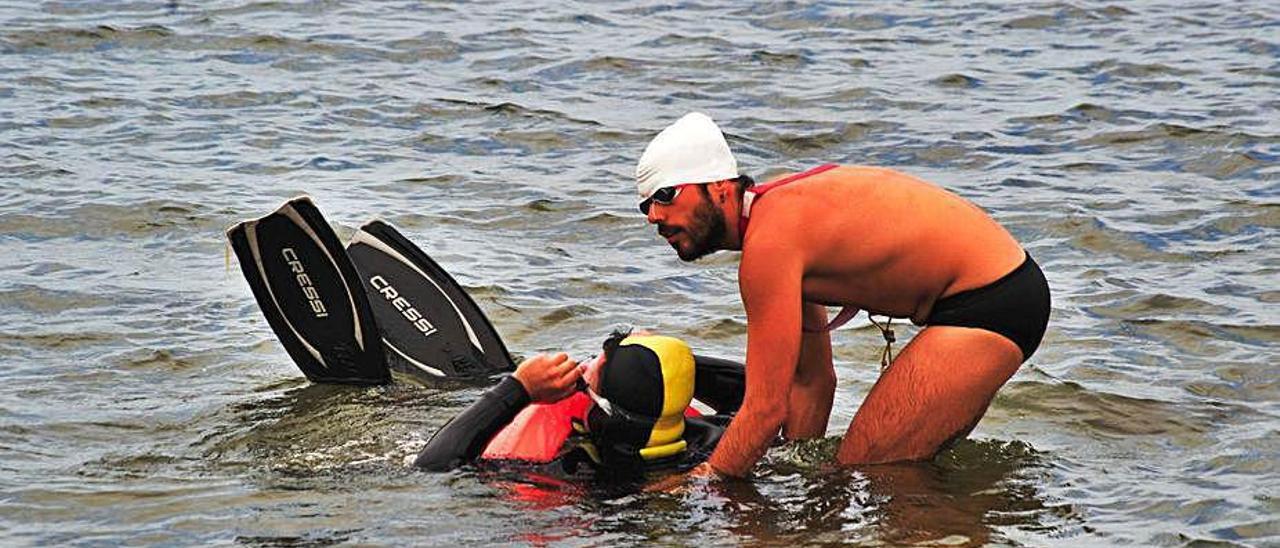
[584,354,604,392]
[645,183,726,261]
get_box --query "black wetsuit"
[414,355,745,474]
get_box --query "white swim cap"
[635,112,739,199]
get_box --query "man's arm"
[707,241,805,477]
[785,302,836,439]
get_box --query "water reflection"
[724,439,1076,545]
[478,437,1077,545]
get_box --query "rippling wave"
[1,0,1276,545]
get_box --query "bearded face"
[664,186,727,262]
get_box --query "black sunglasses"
[638,184,691,215]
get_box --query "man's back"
[743,165,1027,323]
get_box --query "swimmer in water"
[227,200,747,478]
[414,330,746,477]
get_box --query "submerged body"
[227,198,748,480]
[415,345,747,477]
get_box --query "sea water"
[1,1,1276,545]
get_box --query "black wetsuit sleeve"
[692,354,745,415]
[413,376,531,471]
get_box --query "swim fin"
[226,197,391,385]
[346,220,515,380]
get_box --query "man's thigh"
[837,325,1022,465]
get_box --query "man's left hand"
[645,462,721,493]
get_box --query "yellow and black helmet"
[585,334,696,464]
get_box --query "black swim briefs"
[926,253,1050,361]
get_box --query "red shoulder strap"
[740,164,839,236]
[750,163,839,196]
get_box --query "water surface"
[1,1,1277,545]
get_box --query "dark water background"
[2,1,1277,545]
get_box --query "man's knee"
[935,414,984,455]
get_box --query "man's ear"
[711,179,734,203]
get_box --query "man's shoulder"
[753,164,890,195]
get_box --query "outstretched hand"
[513,352,581,403]
[644,462,721,494]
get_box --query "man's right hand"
[512,352,581,403]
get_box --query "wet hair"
[601,327,632,363]
[696,174,752,204]
[692,174,755,205]
[731,174,755,202]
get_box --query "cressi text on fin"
[346,220,514,380]
[226,196,390,385]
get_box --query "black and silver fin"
[226,197,390,385]
[346,220,514,380]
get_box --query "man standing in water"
[633,113,1050,477]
